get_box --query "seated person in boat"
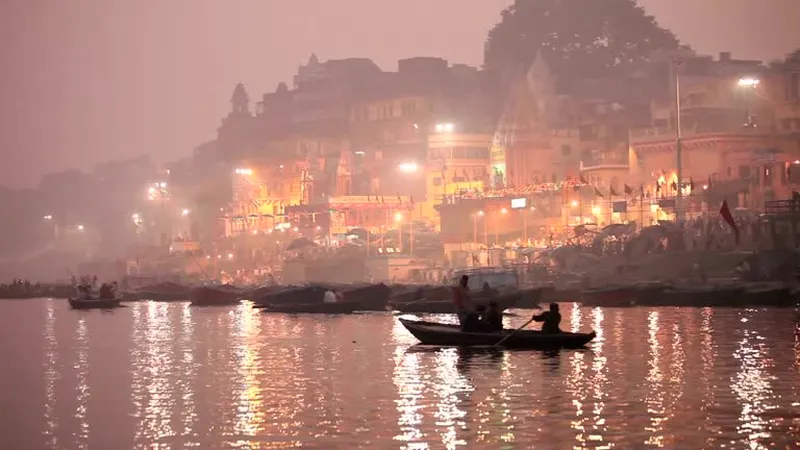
[482,282,493,294]
[462,304,487,332]
[76,284,92,300]
[452,275,473,325]
[532,303,562,334]
[323,289,338,303]
[482,301,503,332]
[98,283,114,299]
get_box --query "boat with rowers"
[398,318,596,349]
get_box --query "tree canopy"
[484,0,684,87]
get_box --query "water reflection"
[731,309,776,448]
[42,300,58,449]
[645,311,665,447]
[74,316,89,449]
[3,303,800,448]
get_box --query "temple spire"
[231,83,250,115]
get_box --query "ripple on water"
[0,301,798,449]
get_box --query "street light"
[500,208,508,214]
[76,224,85,231]
[181,208,190,217]
[434,122,455,133]
[43,214,53,220]
[737,77,760,88]
[394,212,404,223]
[398,162,419,173]
[235,168,253,175]
[131,213,143,226]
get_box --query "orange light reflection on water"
[178,305,196,440]
[731,309,777,448]
[432,348,472,449]
[587,306,609,448]
[644,310,665,447]
[43,300,59,449]
[231,303,266,448]
[74,316,89,449]
[392,347,426,447]
[567,303,588,446]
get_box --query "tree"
[484,0,684,89]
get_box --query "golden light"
[570,200,579,208]
[131,213,143,226]
[476,210,484,216]
[650,204,660,213]
[394,212,404,222]
[251,229,258,235]
[43,214,53,220]
[500,208,508,214]
[434,122,455,133]
[76,224,85,231]
[591,206,601,215]
[158,182,167,188]
[227,253,234,260]
[737,77,760,88]
[702,184,708,190]
[398,162,418,173]
[181,208,190,217]
[235,168,253,175]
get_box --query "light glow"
[737,77,760,88]
[398,162,419,173]
[434,122,455,133]
[235,168,253,175]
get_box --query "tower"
[231,83,250,115]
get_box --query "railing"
[630,123,765,142]
[580,152,629,169]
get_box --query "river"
[0,300,798,449]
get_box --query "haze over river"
[0,300,798,449]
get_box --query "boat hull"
[399,319,595,349]
[190,287,241,306]
[391,292,520,314]
[68,298,122,309]
[261,301,361,314]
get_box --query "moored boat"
[190,285,242,306]
[253,285,327,306]
[260,300,361,314]
[398,318,596,349]
[390,292,521,314]
[580,287,637,307]
[340,283,392,311]
[68,297,122,309]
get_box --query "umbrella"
[286,237,317,251]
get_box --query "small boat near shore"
[260,300,362,314]
[398,318,596,349]
[190,285,242,306]
[390,292,521,314]
[68,297,122,309]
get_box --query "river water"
[0,300,798,449]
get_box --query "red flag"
[719,200,740,244]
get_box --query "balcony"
[630,122,767,143]
[579,151,629,171]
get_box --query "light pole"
[674,62,684,224]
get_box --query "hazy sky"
[0,0,798,188]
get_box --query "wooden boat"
[580,287,637,307]
[68,297,122,309]
[399,318,596,349]
[132,282,192,301]
[190,285,242,306]
[260,300,361,314]
[341,283,392,311]
[253,285,327,306]
[390,292,521,314]
[515,287,544,309]
[654,286,744,307]
[740,286,795,307]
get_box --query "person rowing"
[532,303,562,334]
[452,275,473,325]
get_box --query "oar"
[493,316,536,348]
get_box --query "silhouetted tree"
[484,0,684,90]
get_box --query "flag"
[410,196,415,205]
[656,183,661,192]
[708,174,713,190]
[594,187,604,198]
[719,200,740,244]
[689,178,695,191]
[381,196,385,204]
[670,181,678,191]
[610,186,619,197]
[397,193,402,203]
[366,195,371,202]
[579,174,588,184]
[640,185,645,198]
[624,184,633,196]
